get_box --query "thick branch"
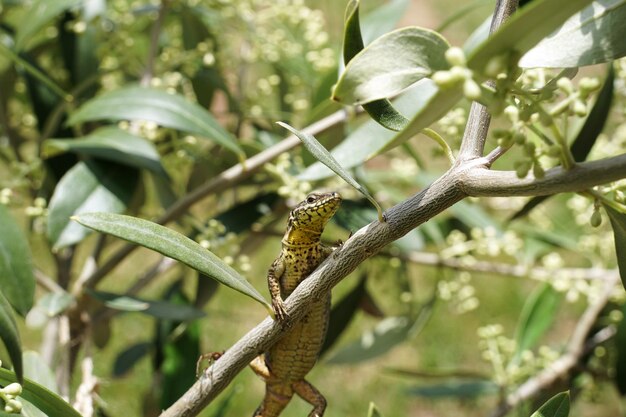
[159,160,485,417]
[461,154,626,196]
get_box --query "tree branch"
[159,160,482,417]
[461,154,626,196]
[385,251,617,281]
[457,0,519,161]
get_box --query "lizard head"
[288,191,342,235]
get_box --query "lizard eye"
[306,196,316,203]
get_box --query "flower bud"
[2,383,22,397]
[445,47,466,67]
[463,78,482,100]
[556,77,573,93]
[533,162,545,179]
[515,161,531,178]
[573,99,587,117]
[484,54,507,77]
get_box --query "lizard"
[250,191,342,417]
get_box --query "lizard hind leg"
[293,379,327,417]
[253,383,293,417]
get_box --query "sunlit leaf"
[66,86,244,159]
[88,290,206,321]
[47,160,139,250]
[14,0,81,51]
[23,351,58,393]
[367,402,383,417]
[72,212,270,310]
[514,283,561,358]
[520,0,626,68]
[0,367,82,417]
[43,126,168,176]
[0,204,35,315]
[530,391,570,417]
[37,291,75,317]
[333,27,449,105]
[467,0,596,73]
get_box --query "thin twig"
[383,250,618,281]
[488,275,618,417]
[140,0,170,87]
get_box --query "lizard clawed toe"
[272,299,289,323]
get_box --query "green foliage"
[2,0,626,415]
[73,212,270,310]
[530,392,570,417]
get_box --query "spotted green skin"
[251,192,342,417]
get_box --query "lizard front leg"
[268,256,287,321]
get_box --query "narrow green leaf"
[66,86,244,160]
[14,0,82,51]
[208,387,238,417]
[23,351,58,394]
[530,391,570,417]
[0,368,82,417]
[0,205,35,315]
[407,380,498,398]
[342,0,409,131]
[113,342,152,377]
[613,302,626,394]
[327,316,412,364]
[0,291,22,382]
[467,0,595,73]
[333,27,450,105]
[72,212,270,310]
[37,292,75,317]
[514,283,561,358]
[520,1,626,68]
[277,122,384,221]
[43,126,168,176]
[604,204,626,290]
[87,290,206,321]
[367,402,383,417]
[47,160,139,250]
[321,276,367,355]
